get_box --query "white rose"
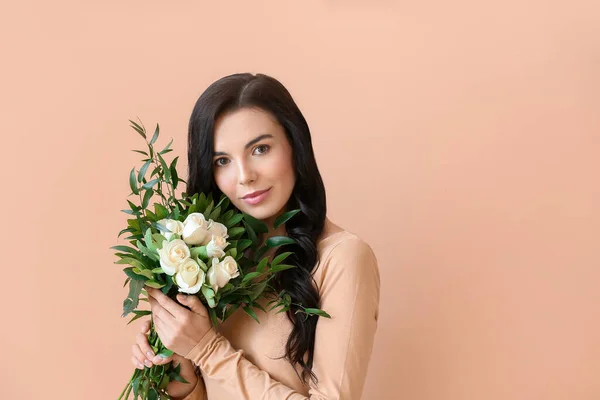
[156,239,190,276]
[208,221,228,240]
[206,235,229,258]
[175,258,205,294]
[206,256,240,293]
[157,218,184,241]
[182,213,211,246]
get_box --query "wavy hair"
[187,73,327,384]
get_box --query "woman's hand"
[130,320,199,398]
[146,287,214,357]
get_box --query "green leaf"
[138,159,152,183]
[110,245,139,255]
[144,228,156,251]
[249,281,268,302]
[150,124,160,145]
[152,221,172,235]
[225,213,243,228]
[304,308,331,318]
[266,236,296,248]
[133,267,153,279]
[201,285,215,300]
[243,306,260,323]
[208,307,219,327]
[122,279,144,317]
[203,200,214,219]
[127,200,140,212]
[169,156,179,189]
[243,212,269,234]
[154,203,169,219]
[223,303,240,320]
[208,206,221,221]
[228,226,245,238]
[160,138,173,154]
[132,149,148,156]
[145,280,165,289]
[237,239,253,253]
[142,179,160,190]
[158,374,170,390]
[123,267,148,282]
[117,227,136,238]
[138,243,158,262]
[271,251,293,267]
[127,310,152,325]
[129,119,146,138]
[270,263,297,273]
[117,257,147,271]
[242,271,262,283]
[215,195,230,211]
[256,258,269,273]
[243,220,258,250]
[142,188,153,209]
[129,167,139,195]
[157,153,171,183]
[256,257,269,273]
[190,246,208,260]
[148,387,159,400]
[273,209,301,229]
[156,348,173,358]
[207,296,216,309]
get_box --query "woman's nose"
[237,162,257,185]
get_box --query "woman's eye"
[214,158,229,167]
[253,144,270,155]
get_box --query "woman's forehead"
[213,108,284,147]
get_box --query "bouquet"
[112,119,330,400]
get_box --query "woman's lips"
[242,187,272,205]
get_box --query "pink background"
[1,1,598,399]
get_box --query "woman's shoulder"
[313,217,380,292]
[316,217,379,270]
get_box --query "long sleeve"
[179,372,207,400]
[183,236,381,400]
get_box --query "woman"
[130,73,381,399]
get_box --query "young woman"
[129,73,381,399]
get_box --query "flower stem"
[117,380,130,400]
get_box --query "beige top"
[180,217,381,400]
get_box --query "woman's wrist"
[170,374,200,400]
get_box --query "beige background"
[1,1,598,399]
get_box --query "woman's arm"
[177,371,207,400]
[183,236,381,399]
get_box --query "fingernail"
[153,355,164,363]
[146,351,154,358]
[144,359,153,367]
[137,362,144,369]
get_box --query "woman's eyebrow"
[214,134,273,157]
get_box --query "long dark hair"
[187,73,327,384]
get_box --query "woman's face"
[212,107,296,224]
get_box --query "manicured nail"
[153,355,164,363]
[137,362,144,369]
[146,351,154,358]
[144,359,152,367]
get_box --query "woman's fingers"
[136,331,156,365]
[131,355,144,370]
[131,343,152,368]
[153,353,174,365]
[141,320,151,334]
